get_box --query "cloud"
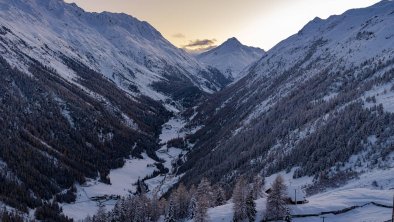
[181,38,217,54]
[172,33,186,38]
[183,45,217,54]
[183,39,217,48]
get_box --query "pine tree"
[233,176,248,222]
[93,205,107,222]
[112,197,132,222]
[82,215,93,222]
[213,184,226,206]
[150,192,161,222]
[125,195,137,222]
[111,200,122,221]
[265,175,288,221]
[176,183,190,219]
[165,199,176,222]
[168,189,180,220]
[252,175,264,200]
[194,178,211,222]
[137,193,150,222]
[188,195,197,220]
[136,178,147,195]
[189,184,197,199]
[159,198,167,218]
[246,191,256,222]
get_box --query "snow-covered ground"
[62,127,394,221]
[159,117,187,144]
[62,153,156,220]
[144,146,186,196]
[203,199,267,222]
[203,193,392,222]
[292,204,391,222]
[199,167,394,222]
[62,116,189,220]
[364,83,394,113]
[146,116,189,196]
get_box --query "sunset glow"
[64,0,381,51]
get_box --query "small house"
[265,186,308,205]
[286,186,307,204]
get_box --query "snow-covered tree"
[165,199,176,222]
[189,184,197,198]
[111,200,122,221]
[213,184,227,206]
[194,178,211,222]
[150,192,161,221]
[138,193,151,221]
[176,183,190,219]
[124,195,137,222]
[92,205,107,222]
[188,195,197,220]
[167,189,180,221]
[246,191,256,222]
[265,175,288,221]
[135,178,147,195]
[252,175,264,200]
[159,198,167,218]
[233,176,248,222]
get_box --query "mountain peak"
[223,37,242,46]
[197,37,265,80]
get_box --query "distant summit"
[196,37,265,80]
[221,37,243,48]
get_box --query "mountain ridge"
[196,37,265,80]
[0,0,229,215]
[179,0,394,190]
[0,0,229,105]
[0,0,393,221]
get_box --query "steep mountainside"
[196,37,265,80]
[0,0,228,213]
[180,0,394,190]
[0,0,229,109]
[1,0,394,220]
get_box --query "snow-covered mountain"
[196,37,265,80]
[0,0,230,216]
[0,0,229,108]
[1,0,394,220]
[180,0,394,191]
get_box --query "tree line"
[86,175,292,222]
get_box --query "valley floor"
[62,153,156,220]
[60,116,394,222]
[62,117,188,220]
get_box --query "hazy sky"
[64,0,380,51]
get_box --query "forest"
[0,56,170,215]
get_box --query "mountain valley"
[0,0,393,221]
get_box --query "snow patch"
[62,153,156,220]
[364,83,394,113]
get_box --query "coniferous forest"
[0,0,394,221]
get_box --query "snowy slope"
[0,0,228,104]
[0,0,231,216]
[196,37,265,80]
[181,0,394,192]
[197,167,394,222]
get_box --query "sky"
[64,0,381,52]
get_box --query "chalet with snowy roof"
[265,186,308,205]
[286,186,308,204]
